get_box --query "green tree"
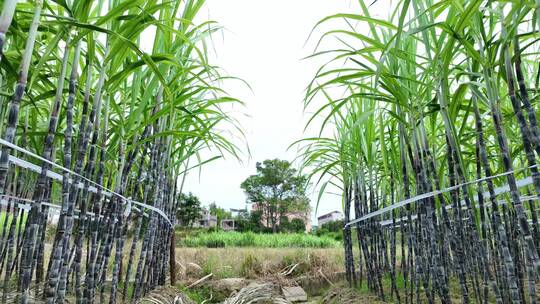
[176,193,203,228]
[289,218,306,233]
[240,159,310,232]
[235,210,265,233]
[209,202,232,227]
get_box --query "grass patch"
[179,231,340,248]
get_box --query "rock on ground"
[282,286,308,302]
[213,278,251,294]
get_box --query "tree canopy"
[240,159,309,232]
[176,193,203,227]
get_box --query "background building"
[317,211,343,226]
[192,208,218,228]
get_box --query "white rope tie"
[345,165,538,227]
[0,138,172,226]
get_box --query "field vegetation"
[178,231,340,248]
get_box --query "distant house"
[192,208,217,228]
[251,203,312,232]
[220,219,236,231]
[317,211,343,226]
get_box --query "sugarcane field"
[1,0,540,303]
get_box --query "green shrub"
[205,239,226,248]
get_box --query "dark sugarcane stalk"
[93,100,115,303]
[525,188,540,254]
[0,0,42,197]
[503,36,540,231]
[407,133,428,304]
[159,163,176,286]
[480,33,540,280]
[354,176,372,289]
[389,173,401,303]
[42,42,76,301]
[69,44,108,304]
[353,181,364,288]
[448,132,494,304]
[46,40,86,303]
[439,77,493,303]
[363,177,376,291]
[122,140,152,302]
[358,169,375,290]
[81,73,111,302]
[501,204,515,302]
[343,182,356,287]
[474,100,491,304]
[445,138,470,303]
[82,116,111,304]
[45,49,92,286]
[410,134,434,304]
[513,37,540,151]
[525,252,537,304]
[113,124,153,298]
[145,133,169,292]
[34,201,48,284]
[140,92,170,295]
[150,136,172,287]
[64,40,83,303]
[397,111,415,304]
[64,46,83,304]
[414,126,450,303]
[132,137,160,301]
[168,183,177,286]
[21,29,71,304]
[419,121,452,286]
[108,142,126,304]
[0,165,18,262]
[2,113,27,302]
[128,120,162,301]
[0,177,15,268]
[83,111,108,304]
[367,169,384,298]
[472,86,512,304]
[501,38,540,303]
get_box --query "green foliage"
[240,159,310,232]
[205,238,226,248]
[235,210,264,233]
[180,231,339,248]
[176,192,203,227]
[313,221,344,242]
[179,286,213,303]
[279,217,306,233]
[320,220,344,233]
[209,202,232,225]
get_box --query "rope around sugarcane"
[0,138,172,226]
[345,165,538,227]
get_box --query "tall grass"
[180,231,340,248]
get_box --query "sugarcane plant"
[298,0,540,302]
[0,0,244,303]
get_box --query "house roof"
[317,210,342,219]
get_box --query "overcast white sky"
[185,0,362,222]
